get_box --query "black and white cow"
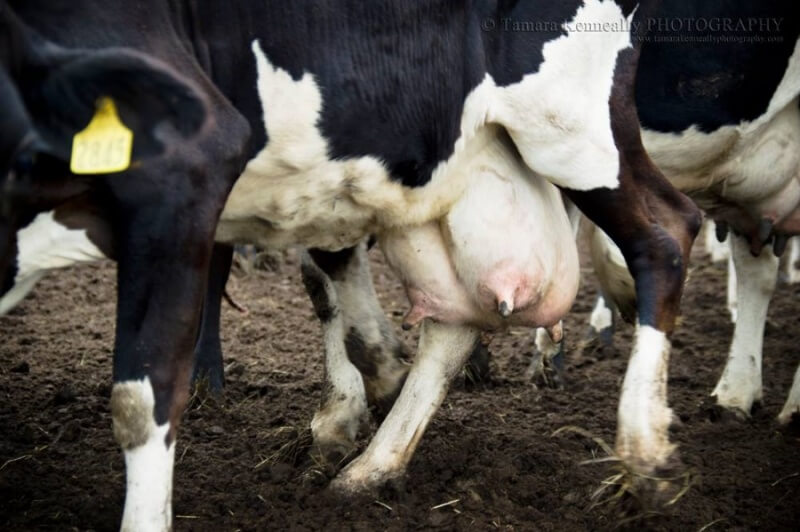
[2,0,703,528]
[585,1,800,423]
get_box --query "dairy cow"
[585,1,800,424]
[2,0,702,528]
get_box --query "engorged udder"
[379,143,580,331]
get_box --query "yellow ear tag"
[70,97,133,174]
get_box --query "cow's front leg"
[711,235,778,417]
[110,107,248,531]
[331,321,479,493]
[111,217,217,532]
[303,244,410,467]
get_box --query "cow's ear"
[29,47,210,164]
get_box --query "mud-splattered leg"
[712,235,778,417]
[302,243,409,465]
[331,321,479,493]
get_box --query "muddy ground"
[1,236,799,531]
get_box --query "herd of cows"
[1,0,799,530]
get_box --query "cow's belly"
[214,41,521,251]
[215,125,509,251]
[380,142,579,331]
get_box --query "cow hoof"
[595,455,692,519]
[777,410,800,432]
[705,398,757,423]
[525,349,564,390]
[329,454,406,496]
[329,469,381,496]
[586,324,615,348]
[191,369,224,395]
[310,440,358,476]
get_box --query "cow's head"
[0,3,210,293]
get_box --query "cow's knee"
[308,244,410,416]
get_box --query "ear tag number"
[70,97,133,174]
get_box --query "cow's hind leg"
[191,244,234,393]
[587,295,617,348]
[302,244,410,467]
[526,324,565,389]
[331,321,479,493]
[711,235,778,417]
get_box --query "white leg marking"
[535,326,561,358]
[0,211,106,315]
[778,364,800,425]
[122,425,174,532]
[111,378,173,532]
[712,236,778,415]
[333,321,478,491]
[310,309,369,453]
[727,254,738,323]
[703,220,730,263]
[616,325,675,470]
[784,237,800,284]
[589,295,614,333]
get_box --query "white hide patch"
[616,324,675,468]
[494,0,633,190]
[112,378,174,532]
[0,211,106,315]
[641,38,800,227]
[217,2,633,252]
